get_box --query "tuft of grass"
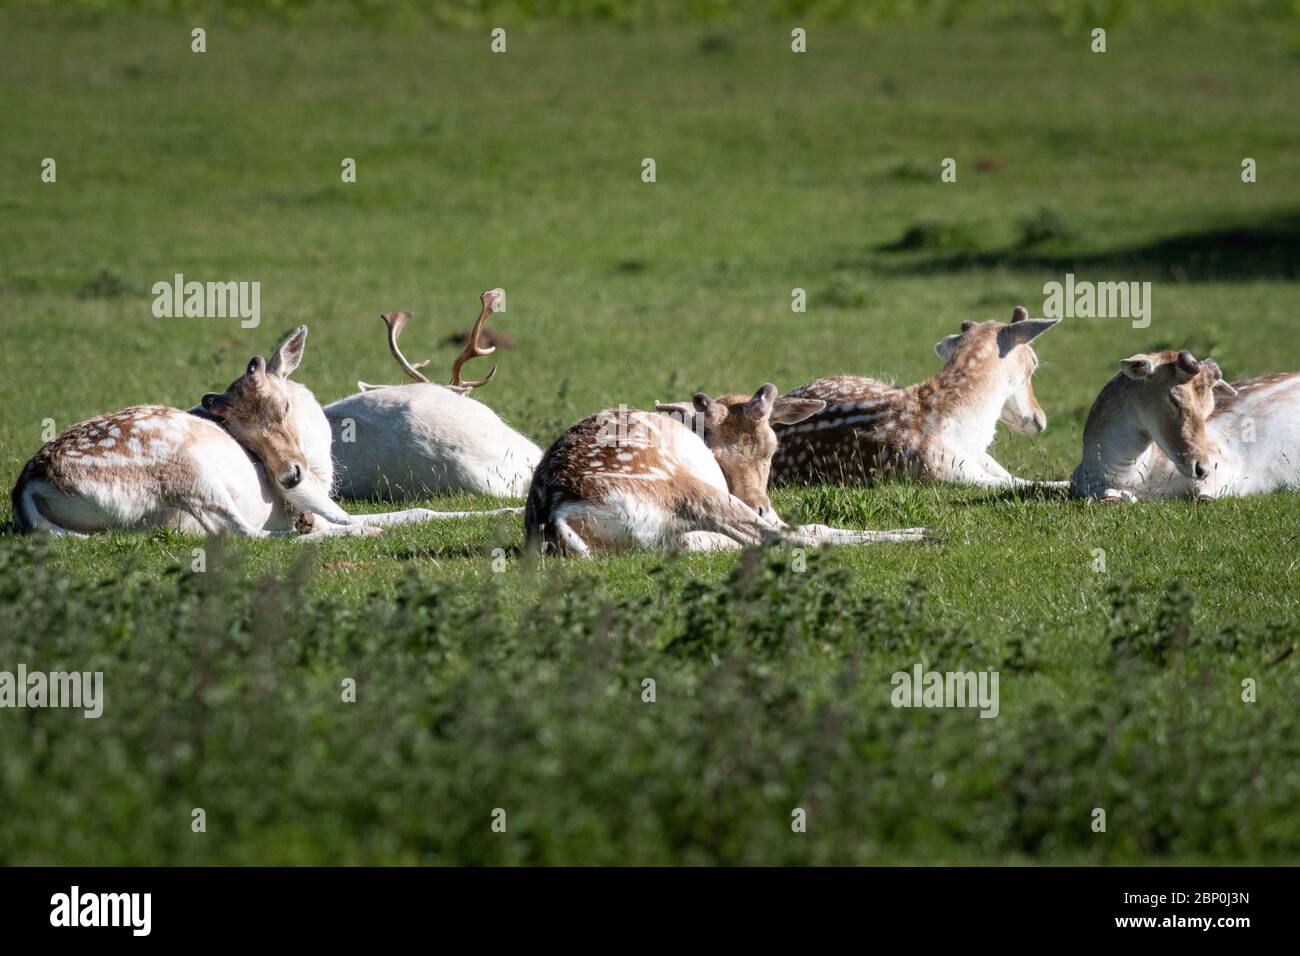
[888,162,933,183]
[883,220,987,253]
[75,269,129,299]
[1017,206,1076,247]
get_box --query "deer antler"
[380,310,431,384]
[450,290,500,392]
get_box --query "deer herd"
[12,292,1300,555]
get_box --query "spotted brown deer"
[1070,350,1300,500]
[524,385,930,555]
[771,307,1061,488]
[324,290,542,500]
[13,328,515,537]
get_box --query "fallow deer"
[13,328,515,537]
[524,384,930,556]
[324,290,542,500]
[1070,350,1300,500]
[770,307,1062,488]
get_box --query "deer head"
[656,384,824,520]
[933,306,1059,435]
[364,289,501,395]
[200,326,337,499]
[1117,349,1236,480]
[203,360,310,493]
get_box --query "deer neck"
[289,381,337,492]
[914,360,1006,454]
[1073,375,1181,493]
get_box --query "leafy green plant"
[0,539,1294,865]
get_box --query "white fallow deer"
[12,328,514,537]
[324,290,542,500]
[1069,349,1300,501]
[770,307,1062,489]
[524,384,931,556]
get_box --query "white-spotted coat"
[772,308,1061,489]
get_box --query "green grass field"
[0,6,1297,864]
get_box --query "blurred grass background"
[0,1,1297,864]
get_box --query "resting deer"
[1070,349,1300,500]
[13,328,514,537]
[324,290,542,500]
[770,307,1062,488]
[524,384,931,556]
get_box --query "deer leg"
[977,457,1069,491]
[980,456,1070,491]
[290,511,385,537]
[274,478,357,526]
[184,500,283,538]
[1101,488,1140,503]
[550,514,593,558]
[1072,483,1139,502]
[277,478,522,530]
[689,494,782,548]
[12,481,90,536]
[185,488,381,539]
[779,522,933,545]
[962,457,1030,487]
[935,448,1049,489]
[350,505,523,527]
[676,531,743,552]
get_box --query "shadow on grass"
[865,213,1300,283]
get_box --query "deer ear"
[743,384,779,421]
[1120,354,1157,379]
[693,392,730,427]
[934,334,963,362]
[1203,358,1233,393]
[201,392,232,419]
[998,317,1059,355]
[771,397,825,425]
[268,326,308,378]
[1175,349,1202,381]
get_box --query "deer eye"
[284,401,292,416]
[1167,393,1181,409]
